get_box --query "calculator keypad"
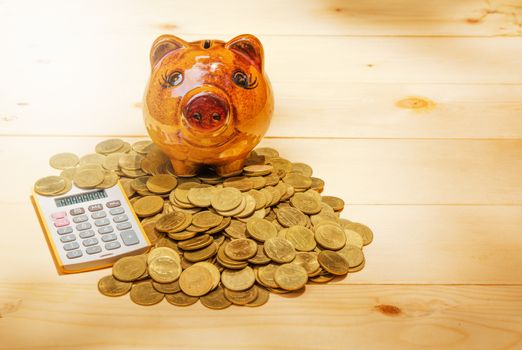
[50,198,141,262]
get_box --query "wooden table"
[1,1,521,348]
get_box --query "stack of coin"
[34,139,373,309]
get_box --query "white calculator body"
[32,182,151,274]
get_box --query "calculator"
[32,181,151,274]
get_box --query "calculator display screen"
[54,189,108,207]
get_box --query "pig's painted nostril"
[192,113,202,121]
[212,113,221,121]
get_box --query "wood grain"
[0,284,521,350]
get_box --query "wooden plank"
[1,0,521,37]
[3,136,522,205]
[0,284,521,350]
[3,82,522,139]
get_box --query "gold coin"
[254,147,279,159]
[344,229,364,248]
[223,176,254,191]
[130,280,165,306]
[314,224,346,250]
[256,264,279,288]
[179,265,214,297]
[121,167,147,178]
[206,216,231,234]
[152,280,181,294]
[60,167,77,181]
[282,173,312,190]
[34,175,66,195]
[349,258,366,273]
[310,177,325,192]
[248,245,271,265]
[133,195,164,217]
[79,153,106,166]
[95,138,124,155]
[309,273,335,284]
[217,243,249,270]
[119,154,145,170]
[148,255,182,283]
[322,196,345,211]
[95,171,119,189]
[102,153,125,171]
[193,262,221,289]
[290,192,322,215]
[293,252,320,276]
[243,164,273,176]
[146,174,178,194]
[178,235,213,251]
[317,250,350,275]
[221,266,256,291]
[112,255,147,282]
[268,157,292,173]
[200,286,231,309]
[245,285,270,307]
[187,185,216,207]
[247,189,267,210]
[211,187,243,211]
[246,218,277,242]
[274,263,308,291]
[191,211,223,228]
[290,162,313,177]
[223,285,258,305]
[165,291,199,306]
[285,226,316,252]
[73,168,105,188]
[130,176,150,192]
[224,238,258,261]
[147,247,181,265]
[337,244,365,268]
[215,195,247,217]
[155,211,192,233]
[97,275,132,297]
[234,194,257,218]
[263,237,296,263]
[341,221,373,246]
[132,140,153,154]
[49,152,79,170]
[249,176,267,190]
[183,242,218,262]
[276,207,308,227]
[225,220,247,239]
[53,177,73,195]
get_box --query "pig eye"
[161,71,183,88]
[232,70,258,89]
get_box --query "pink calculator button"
[54,218,70,227]
[51,212,67,219]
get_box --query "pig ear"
[226,34,264,72]
[150,34,188,69]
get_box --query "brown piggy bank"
[143,34,274,177]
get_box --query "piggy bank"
[143,34,274,177]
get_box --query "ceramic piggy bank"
[143,34,274,177]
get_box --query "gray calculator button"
[91,211,107,219]
[95,218,110,227]
[60,234,76,243]
[120,230,139,246]
[86,246,102,255]
[98,226,114,234]
[109,207,125,215]
[57,227,73,235]
[79,230,95,239]
[76,222,92,231]
[105,241,121,250]
[106,200,121,208]
[116,222,132,231]
[63,242,79,251]
[113,214,129,223]
[88,204,103,212]
[101,233,117,242]
[82,238,99,247]
[66,250,83,259]
[70,208,85,216]
[72,214,88,223]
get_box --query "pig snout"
[183,93,229,132]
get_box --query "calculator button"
[82,238,99,247]
[88,204,103,212]
[98,226,114,234]
[63,242,79,251]
[101,234,117,242]
[57,227,73,235]
[69,208,85,216]
[91,211,107,219]
[72,214,88,223]
[116,222,132,231]
[106,200,121,208]
[79,230,95,239]
[86,246,102,255]
[109,207,125,215]
[51,211,67,219]
[66,250,83,259]
[60,234,76,243]
[76,222,92,231]
[105,241,121,250]
[113,214,129,223]
[95,218,110,227]
[120,230,139,246]
[54,218,70,227]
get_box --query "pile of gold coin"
[35,139,373,309]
